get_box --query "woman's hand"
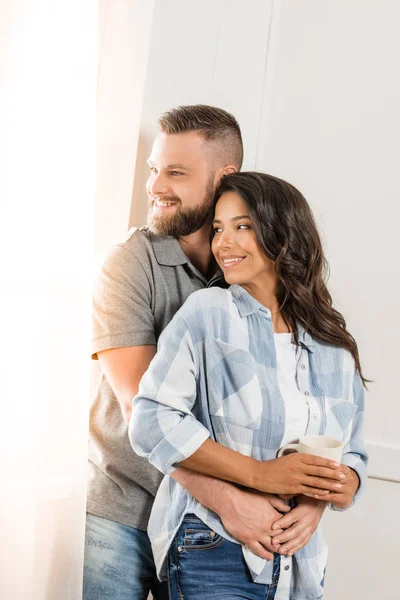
[306,465,360,509]
[269,496,327,556]
[254,452,345,496]
[178,439,344,498]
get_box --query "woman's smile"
[219,255,246,268]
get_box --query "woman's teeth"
[222,257,245,267]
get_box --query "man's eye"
[170,171,184,176]
[149,167,158,173]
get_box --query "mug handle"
[277,443,299,457]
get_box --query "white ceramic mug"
[277,435,343,461]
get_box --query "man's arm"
[172,467,291,560]
[99,345,287,558]
[98,345,156,423]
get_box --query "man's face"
[146,131,217,237]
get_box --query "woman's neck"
[241,282,291,333]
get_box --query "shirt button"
[284,565,290,571]
[301,364,306,370]
[304,391,310,396]
[313,413,319,420]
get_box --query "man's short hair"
[158,104,243,170]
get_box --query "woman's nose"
[216,230,233,248]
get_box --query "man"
[84,105,326,599]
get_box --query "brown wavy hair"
[214,172,367,385]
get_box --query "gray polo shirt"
[88,226,224,530]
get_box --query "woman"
[129,172,368,600]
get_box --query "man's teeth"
[156,200,176,207]
[223,258,244,264]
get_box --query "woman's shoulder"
[178,287,234,319]
[184,287,232,308]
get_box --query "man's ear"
[222,165,237,176]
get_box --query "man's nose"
[147,172,169,197]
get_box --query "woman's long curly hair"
[214,172,367,386]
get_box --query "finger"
[272,524,302,546]
[272,511,298,531]
[305,465,346,481]
[277,535,310,556]
[286,540,308,557]
[299,454,340,470]
[302,477,343,493]
[247,541,274,561]
[300,486,331,496]
[268,496,292,512]
[307,491,342,502]
[315,492,349,509]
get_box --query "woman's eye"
[237,224,250,230]
[213,227,222,234]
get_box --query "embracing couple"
[84,105,367,600]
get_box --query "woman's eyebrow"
[213,215,251,223]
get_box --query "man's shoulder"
[112,226,153,255]
[98,227,155,267]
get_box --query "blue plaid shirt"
[129,285,367,600]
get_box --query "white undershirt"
[274,332,310,446]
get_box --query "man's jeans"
[83,513,168,600]
[168,514,281,600]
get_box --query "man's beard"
[147,176,215,238]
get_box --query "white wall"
[98,1,399,599]
[257,3,400,597]
[129,0,275,226]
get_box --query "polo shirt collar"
[150,230,224,285]
[150,232,188,266]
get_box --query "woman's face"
[212,191,276,289]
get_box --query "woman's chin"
[223,272,243,285]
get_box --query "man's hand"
[307,465,360,509]
[270,496,327,557]
[219,486,291,560]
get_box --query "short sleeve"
[92,244,156,359]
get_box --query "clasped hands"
[221,456,359,560]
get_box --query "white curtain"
[1,1,155,597]
[0,2,96,598]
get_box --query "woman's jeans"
[168,514,281,600]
